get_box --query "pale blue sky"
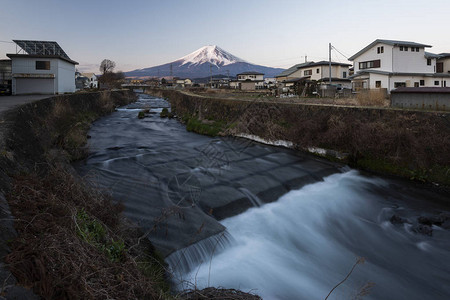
[1,0,450,73]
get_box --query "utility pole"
[210,63,212,88]
[329,43,332,85]
[305,55,307,63]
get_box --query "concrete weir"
[74,93,345,259]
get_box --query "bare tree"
[99,59,116,74]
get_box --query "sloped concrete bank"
[146,88,450,187]
[0,91,137,299]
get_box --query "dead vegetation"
[5,166,168,299]
[355,89,388,107]
[178,287,262,300]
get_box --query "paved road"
[0,95,51,115]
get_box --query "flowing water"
[76,93,450,300]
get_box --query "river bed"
[75,93,450,300]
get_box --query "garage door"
[15,78,54,94]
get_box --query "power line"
[331,45,350,60]
[0,40,14,44]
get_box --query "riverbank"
[145,88,450,188]
[0,91,171,299]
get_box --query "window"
[405,47,408,51]
[420,80,425,86]
[435,80,440,86]
[414,82,419,87]
[427,59,431,66]
[400,46,404,51]
[36,61,50,70]
[416,47,420,52]
[394,82,406,88]
[375,81,381,88]
[359,59,381,69]
[437,62,444,73]
[343,71,347,78]
[411,48,415,52]
[377,46,384,54]
[304,70,312,76]
[316,68,320,74]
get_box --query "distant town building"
[75,71,89,90]
[349,39,450,93]
[81,72,98,88]
[0,59,12,95]
[6,40,78,95]
[235,71,264,90]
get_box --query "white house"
[275,61,351,88]
[349,39,450,92]
[7,40,78,95]
[81,72,98,88]
[236,71,264,90]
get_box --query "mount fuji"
[125,45,284,79]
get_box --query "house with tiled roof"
[275,61,351,88]
[349,39,450,92]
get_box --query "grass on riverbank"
[5,166,170,299]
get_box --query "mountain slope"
[126,45,284,78]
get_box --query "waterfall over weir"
[175,171,450,300]
[166,231,234,277]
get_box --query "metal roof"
[276,61,351,78]
[237,71,264,75]
[349,39,432,60]
[276,62,314,77]
[13,40,71,60]
[391,87,450,93]
[349,70,450,79]
[425,52,441,59]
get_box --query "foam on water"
[174,171,450,300]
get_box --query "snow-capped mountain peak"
[177,45,246,67]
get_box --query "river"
[75,93,450,300]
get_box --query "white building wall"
[353,43,393,73]
[237,74,264,81]
[438,57,450,74]
[11,57,76,94]
[316,65,350,80]
[11,57,58,75]
[368,73,390,89]
[57,59,76,93]
[392,47,435,73]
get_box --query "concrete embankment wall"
[147,88,450,186]
[0,90,136,298]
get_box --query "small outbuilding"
[7,40,78,95]
[391,87,450,111]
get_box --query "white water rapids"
[173,171,450,300]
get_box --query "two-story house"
[349,39,450,92]
[235,71,264,90]
[7,40,78,95]
[275,61,351,88]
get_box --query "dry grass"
[5,166,165,299]
[356,90,388,107]
[179,287,262,300]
